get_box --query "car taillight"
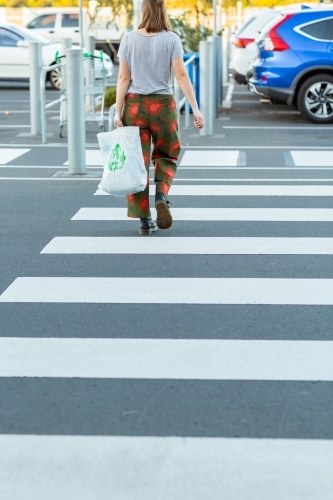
[232,37,254,48]
[263,14,294,51]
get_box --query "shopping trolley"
[55,51,108,138]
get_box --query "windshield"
[10,24,51,44]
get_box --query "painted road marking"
[180,150,239,166]
[72,207,333,222]
[41,237,333,255]
[95,185,333,196]
[63,150,103,166]
[1,436,331,499]
[291,151,333,167]
[2,278,333,304]
[0,338,332,380]
[0,148,30,165]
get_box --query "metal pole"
[223,27,231,84]
[66,48,86,174]
[199,40,214,136]
[237,1,242,29]
[133,0,142,30]
[59,38,71,131]
[29,41,42,136]
[208,35,221,118]
[85,34,95,111]
[79,0,84,48]
[213,0,217,37]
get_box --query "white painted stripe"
[63,150,103,166]
[180,150,239,166]
[168,179,333,182]
[168,185,333,196]
[0,165,102,170]
[0,177,99,181]
[0,125,30,128]
[0,148,30,164]
[0,338,332,380]
[93,185,333,196]
[222,82,234,108]
[1,436,331,500]
[225,126,333,130]
[291,151,333,167]
[1,143,333,150]
[4,166,333,170]
[41,237,333,255]
[2,278,333,305]
[72,207,333,221]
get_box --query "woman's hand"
[114,112,123,128]
[193,109,204,129]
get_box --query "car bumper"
[231,68,246,85]
[248,81,294,104]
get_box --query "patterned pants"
[122,93,181,219]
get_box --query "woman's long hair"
[138,0,172,33]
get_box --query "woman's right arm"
[114,59,131,127]
[172,56,204,129]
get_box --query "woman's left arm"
[114,59,131,127]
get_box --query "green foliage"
[170,12,212,52]
[104,86,117,108]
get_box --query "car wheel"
[297,74,333,124]
[49,67,62,90]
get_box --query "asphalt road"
[0,82,333,499]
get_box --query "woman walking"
[115,0,204,235]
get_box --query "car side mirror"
[17,40,29,48]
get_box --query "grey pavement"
[0,82,333,499]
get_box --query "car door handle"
[74,29,79,32]
[49,30,55,33]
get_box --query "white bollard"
[199,40,214,136]
[29,41,42,136]
[66,48,86,175]
[208,35,222,117]
[61,37,72,56]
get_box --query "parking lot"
[1,78,333,498]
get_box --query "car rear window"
[298,18,333,40]
[239,11,279,38]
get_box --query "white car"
[26,10,124,61]
[230,10,279,84]
[0,23,62,88]
[0,22,113,90]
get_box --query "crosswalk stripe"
[1,436,332,499]
[94,185,333,196]
[0,148,30,165]
[291,150,333,167]
[71,207,333,221]
[0,338,332,380]
[1,277,333,304]
[63,150,103,166]
[180,150,240,166]
[41,237,333,255]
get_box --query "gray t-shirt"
[117,30,183,95]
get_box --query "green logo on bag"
[108,143,126,171]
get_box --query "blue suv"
[249,9,333,123]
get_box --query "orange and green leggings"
[122,93,181,219]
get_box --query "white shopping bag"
[97,127,147,196]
